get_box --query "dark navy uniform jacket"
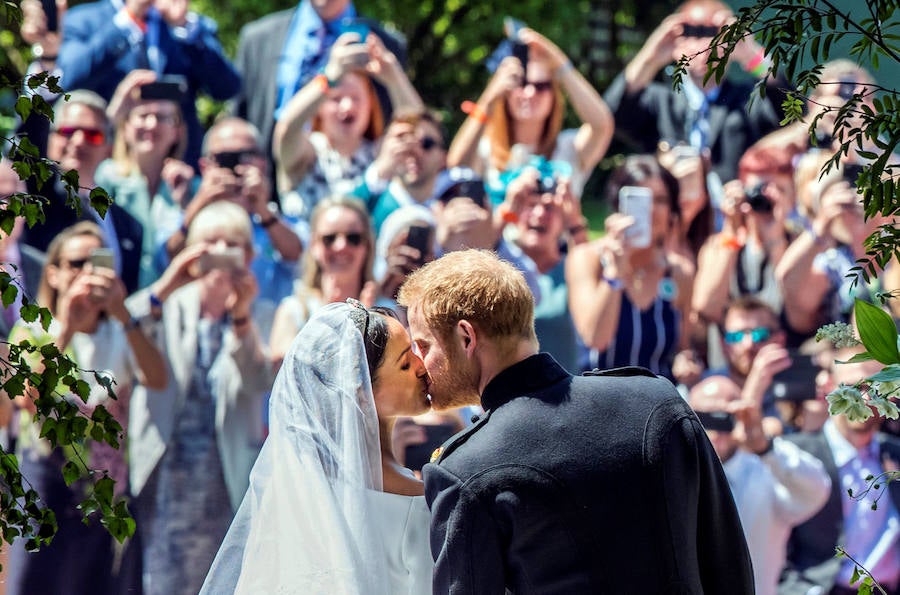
[424,353,754,594]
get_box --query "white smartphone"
[618,186,653,249]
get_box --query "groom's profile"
[398,249,753,594]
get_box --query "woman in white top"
[202,300,434,595]
[447,27,614,199]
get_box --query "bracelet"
[719,234,744,251]
[149,292,163,309]
[312,73,330,94]
[260,216,279,229]
[179,221,189,237]
[554,60,575,78]
[123,316,141,332]
[568,224,588,235]
[497,204,519,224]
[461,100,488,125]
[602,276,623,291]
[231,315,250,327]
[755,436,775,457]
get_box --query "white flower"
[827,384,873,422]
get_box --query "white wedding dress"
[200,303,434,595]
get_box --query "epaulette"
[582,366,658,378]
[429,410,493,465]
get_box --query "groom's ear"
[455,320,477,357]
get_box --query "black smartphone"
[771,352,820,402]
[213,150,258,172]
[438,180,487,209]
[512,41,529,81]
[404,423,459,471]
[139,76,188,102]
[405,224,431,260]
[42,0,58,32]
[695,410,736,433]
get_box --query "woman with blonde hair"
[447,26,613,199]
[269,195,376,371]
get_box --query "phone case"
[618,186,653,248]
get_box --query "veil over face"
[201,301,392,595]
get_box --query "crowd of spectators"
[3,0,900,593]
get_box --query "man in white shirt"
[689,375,831,595]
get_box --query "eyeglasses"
[321,231,364,248]
[723,327,773,345]
[53,126,106,145]
[62,257,89,270]
[525,80,554,93]
[682,24,720,38]
[129,111,180,126]
[420,136,443,151]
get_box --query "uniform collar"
[480,353,569,412]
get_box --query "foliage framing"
[1,3,133,562]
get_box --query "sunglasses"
[525,80,554,93]
[682,24,720,38]
[723,327,773,345]
[420,136,443,151]
[321,231,364,248]
[62,257,89,270]
[54,126,106,145]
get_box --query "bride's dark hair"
[346,299,400,382]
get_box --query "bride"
[201,299,434,594]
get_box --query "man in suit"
[397,249,753,594]
[21,90,144,294]
[56,0,241,164]
[604,0,783,183]
[231,0,405,175]
[780,351,900,595]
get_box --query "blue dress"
[581,275,680,380]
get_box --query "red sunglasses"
[54,126,106,146]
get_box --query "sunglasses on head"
[723,327,772,345]
[525,80,554,93]
[321,231,364,248]
[54,126,106,146]
[420,136,443,151]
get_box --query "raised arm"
[521,29,613,172]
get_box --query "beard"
[428,345,481,411]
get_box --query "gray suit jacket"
[126,283,273,510]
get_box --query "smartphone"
[503,16,526,41]
[339,20,371,44]
[405,224,432,260]
[89,248,114,270]
[695,411,736,433]
[618,186,653,249]
[771,352,820,402]
[404,423,459,472]
[139,75,188,102]
[198,247,244,274]
[511,41,529,80]
[42,0,58,32]
[438,180,487,209]
[214,150,258,172]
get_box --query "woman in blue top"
[567,155,694,380]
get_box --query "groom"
[398,249,753,594]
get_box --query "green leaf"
[1,283,17,308]
[62,461,81,486]
[851,566,861,585]
[14,96,32,122]
[835,352,875,365]
[870,364,900,383]
[89,187,111,219]
[854,299,900,365]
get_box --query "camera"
[744,182,773,214]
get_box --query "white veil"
[200,301,391,595]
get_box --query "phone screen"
[405,225,431,259]
[618,186,653,248]
[90,248,114,270]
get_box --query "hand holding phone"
[405,225,432,264]
[90,248,115,271]
[618,186,653,248]
[198,247,244,274]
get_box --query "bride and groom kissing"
[202,249,753,594]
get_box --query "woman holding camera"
[447,26,613,199]
[268,196,376,372]
[127,201,273,595]
[6,222,167,595]
[274,32,423,222]
[96,71,195,289]
[566,156,694,380]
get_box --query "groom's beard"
[429,347,480,411]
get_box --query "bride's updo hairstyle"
[346,298,400,383]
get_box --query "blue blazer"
[57,0,242,164]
